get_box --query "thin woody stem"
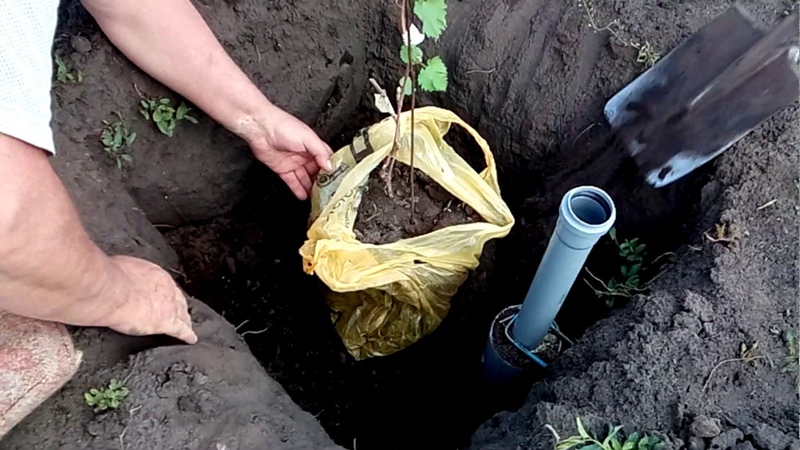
[407,2,416,225]
[379,0,412,198]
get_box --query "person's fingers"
[280,172,308,200]
[304,160,321,179]
[295,167,313,193]
[169,321,198,344]
[303,135,334,173]
[174,287,193,330]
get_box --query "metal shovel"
[604,5,799,188]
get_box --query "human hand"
[101,256,197,344]
[247,106,334,200]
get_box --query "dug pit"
[5,0,795,449]
[163,123,704,450]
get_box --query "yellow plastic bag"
[299,106,514,360]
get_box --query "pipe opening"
[568,191,613,226]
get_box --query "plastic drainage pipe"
[510,185,616,350]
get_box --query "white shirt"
[0,0,60,154]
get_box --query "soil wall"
[52,0,370,226]
[0,0,796,449]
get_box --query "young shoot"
[54,55,83,84]
[84,378,129,413]
[100,112,136,169]
[140,96,198,137]
[545,417,664,450]
[585,228,649,307]
[375,0,450,223]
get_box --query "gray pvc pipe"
[511,186,616,350]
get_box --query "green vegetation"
[54,55,83,83]
[140,97,197,137]
[84,378,129,413]
[585,228,650,307]
[397,0,449,96]
[100,113,136,168]
[545,417,664,450]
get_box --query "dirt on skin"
[4,0,798,450]
[354,164,482,245]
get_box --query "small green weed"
[139,97,197,137]
[781,329,798,374]
[84,378,129,413]
[546,417,664,450]
[54,55,83,84]
[100,113,136,168]
[585,228,649,307]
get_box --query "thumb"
[304,135,334,173]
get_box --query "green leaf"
[609,228,617,241]
[140,100,149,109]
[84,393,95,404]
[622,442,635,450]
[556,436,591,450]
[608,279,618,290]
[140,109,150,120]
[126,132,137,146]
[399,76,413,96]
[153,109,163,122]
[413,0,447,40]
[184,115,198,124]
[176,103,188,120]
[159,97,170,105]
[629,264,641,276]
[635,244,646,255]
[121,154,133,163]
[603,426,623,447]
[400,45,423,65]
[611,437,623,450]
[576,417,590,439]
[418,56,448,92]
[156,120,170,136]
[113,131,122,148]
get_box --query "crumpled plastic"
[299,106,514,360]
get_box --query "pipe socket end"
[557,186,616,249]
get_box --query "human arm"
[81,0,334,200]
[0,133,197,344]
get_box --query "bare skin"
[82,0,334,200]
[0,134,196,343]
[0,0,333,342]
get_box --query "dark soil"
[353,164,482,245]
[3,0,797,450]
[2,300,343,450]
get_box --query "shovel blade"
[605,6,800,188]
